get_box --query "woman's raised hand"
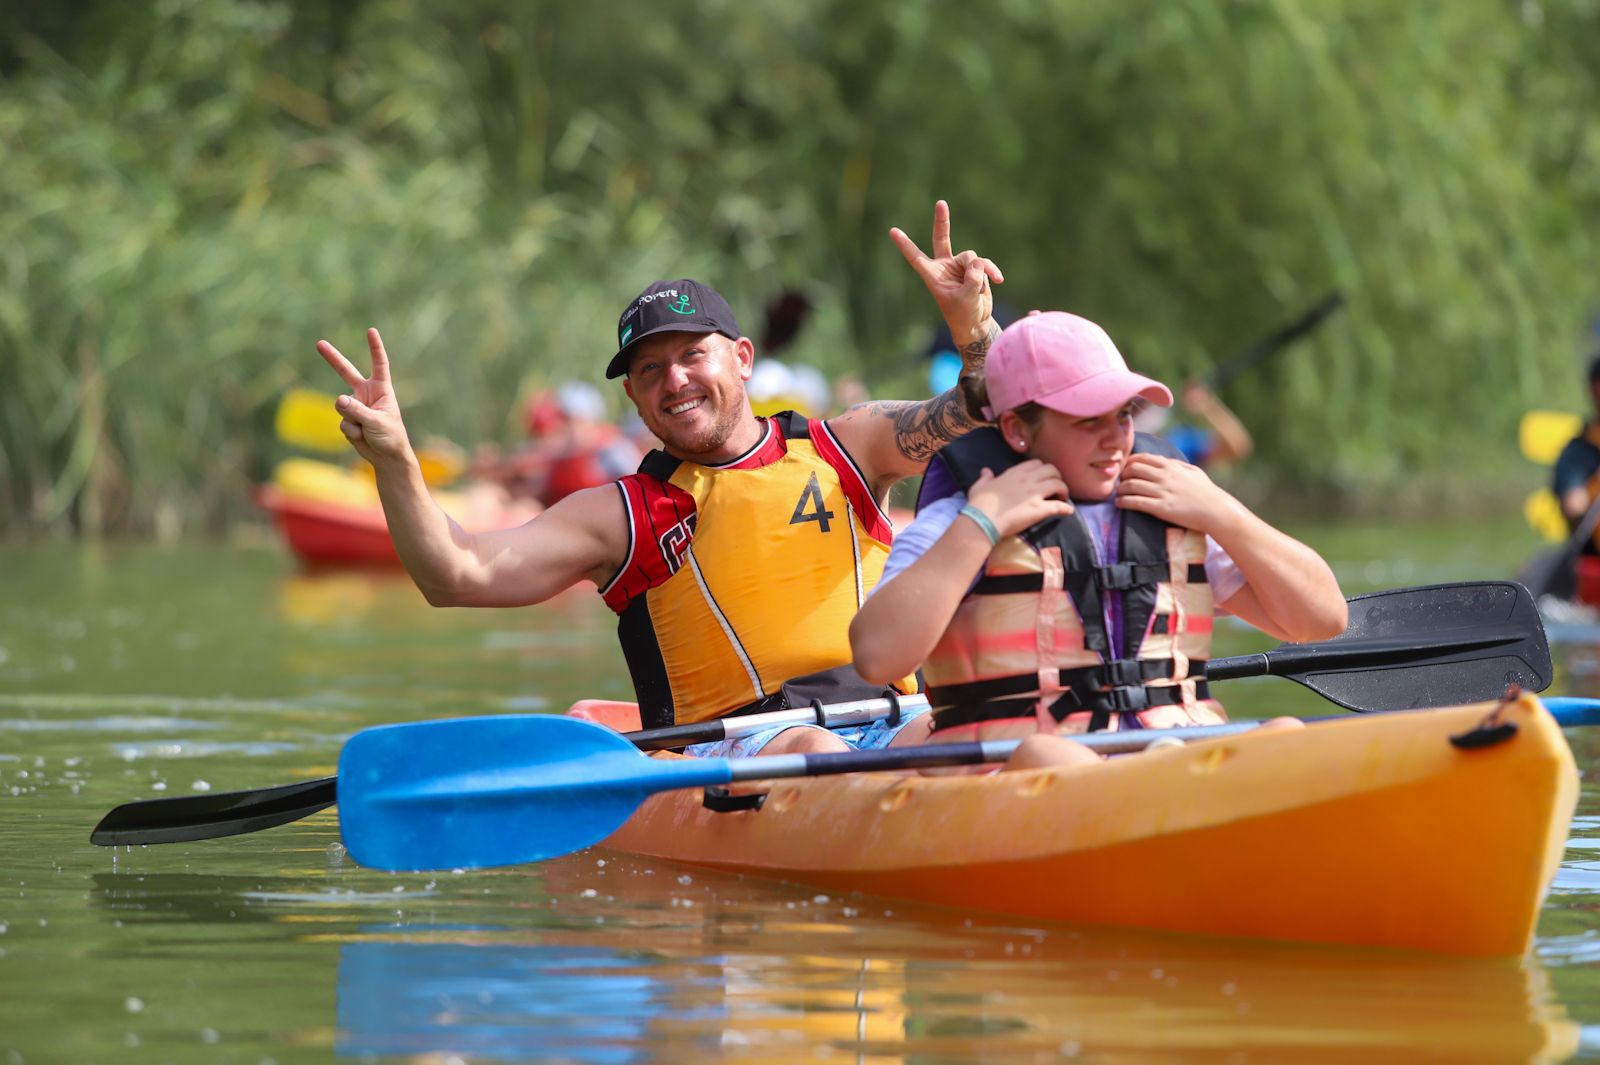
[315,328,414,467]
[966,460,1073,539]
[1115,453,1236,532]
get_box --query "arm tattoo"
[853,318,1001,463]
[850,392,977,463]
[957,317,1001,374]
[954,316,1001,429]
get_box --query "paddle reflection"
[338,940,692,1064]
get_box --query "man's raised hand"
[889,200,1004,338]
[315,328,414,467]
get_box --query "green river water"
[6,516,1600,1064]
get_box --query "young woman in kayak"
[849,311,1346,770]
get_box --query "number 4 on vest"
[790,472,834,532]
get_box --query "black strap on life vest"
[972,563,1207,596]
[929,678,1212,734]
[924,426,1207,731]
[724,662,912,719]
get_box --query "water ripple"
[0,715,223,733]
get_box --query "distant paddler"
[1131,379,1253,470]
[1526,353,1600,605]
[473,382,645,508]
[1551,354,1600,534]
[315,201,999,757]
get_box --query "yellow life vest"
[601,413,916,728]
[918,428,1224,734]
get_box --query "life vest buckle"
[1094,562,1165,591]
[1053,683,1154,718]
[1095,563,1138,590]
[1102,686,1151,712]
[1101,659,1147,688]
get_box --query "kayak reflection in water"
[850,311,1347,772]
[314,201,1002,758]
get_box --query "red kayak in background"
[259,459,539,568]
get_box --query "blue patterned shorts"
[683,705,930,759]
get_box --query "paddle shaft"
[88,694,927,847]
[1209,291,1344,391]
[630,693,927,750]
[725,697,1600,781]
[1207,631,1527,681]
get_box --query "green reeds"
[2,0,1599,535]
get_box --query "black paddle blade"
[90,776,337,846]
[1271,581,1551,712]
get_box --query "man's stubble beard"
[651,387,748,460]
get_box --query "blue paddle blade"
[338,715,732,872]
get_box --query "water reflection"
[332,925,1579,1065]
[338,941,697,1064]
[86,861,1582,1064]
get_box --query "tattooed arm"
[825,316,1000,496]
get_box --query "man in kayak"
[849,310,1346,770]
[317,201,997,757]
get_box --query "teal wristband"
[958,503,1001,546]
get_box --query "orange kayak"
[599,695,1577,957]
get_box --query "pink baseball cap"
[981,311,1173,420]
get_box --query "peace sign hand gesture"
[315,328,415,468]
[889,200,1004,342]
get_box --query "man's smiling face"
[623,331,757,462]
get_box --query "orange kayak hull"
[600,696,1577,957]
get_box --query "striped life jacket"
[601,412,917,729]
[917,427,1224,734]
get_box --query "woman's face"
[1001,403,1136,502]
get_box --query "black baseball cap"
[607,279,742,379]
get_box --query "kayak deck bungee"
[597,695,1577,957]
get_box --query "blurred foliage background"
[5,0,1600,537]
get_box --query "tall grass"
[3,0,1600,535]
